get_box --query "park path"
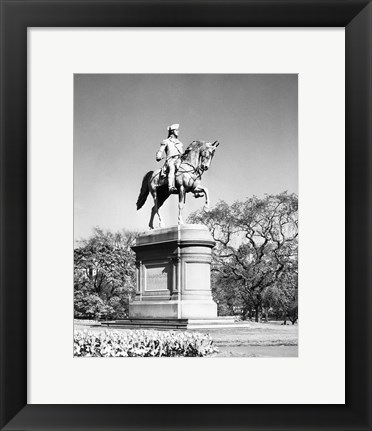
[210,344,298,357]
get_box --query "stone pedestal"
[129,224,217,320]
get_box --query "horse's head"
[199,141,220,171]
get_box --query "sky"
[74,74,298,241]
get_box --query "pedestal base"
[101,316,250,330]
[129,299,217,319]
[130,224,217,320]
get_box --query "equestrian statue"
[136,123,220,229]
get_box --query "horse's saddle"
[160,156,176,178]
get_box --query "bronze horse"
[136,140,219,229]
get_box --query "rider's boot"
[168,176,177,193]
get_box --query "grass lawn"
[74,320,298,358]
[190,322,298,357]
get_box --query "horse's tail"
[136,171,153,210]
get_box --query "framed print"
[1,1,371,430]
[29,29,342,404]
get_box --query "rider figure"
[156,123,184,193]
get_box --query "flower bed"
[74,329,218,357]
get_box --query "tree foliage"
[188,193,298,322]
[74,227,138,320]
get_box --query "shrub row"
[74,329,218,357]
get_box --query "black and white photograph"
[73,73,298,358]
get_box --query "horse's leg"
[150,189,164,229]
[178,185,185,225]
[157,199,164,228]
[149,205,156,230]
[193,185,209,211]
[149,188,158,229]
[149,190,156,229]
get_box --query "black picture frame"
[1,1,371,430]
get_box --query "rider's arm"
[156,140,167,161]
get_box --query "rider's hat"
[167,123,179,131]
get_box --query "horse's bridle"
[176,162,204,179]
[176,147,214,179]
